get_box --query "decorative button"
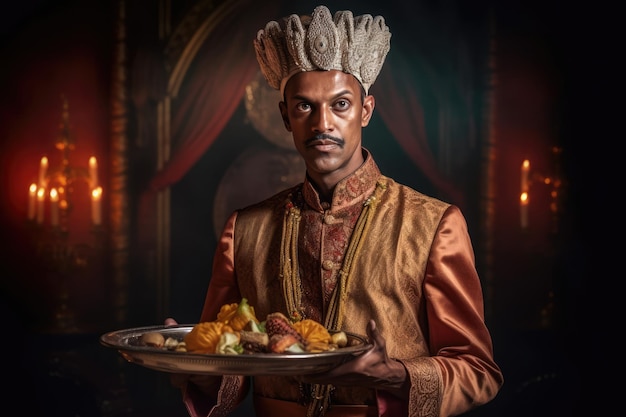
[322,260,334,270]
[324,214,335,224]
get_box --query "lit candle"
[91,186,102,225]
[89,156,98,188]
[38,156,48,188]
[520,192,529,229]
[36,187,45,224]
[50,188,59,227]
[521,159,530,193]
[28,183,37,220]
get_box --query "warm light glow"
[38,156,48,188]
[520,192,529,204]
[89,156,98,188]
[91,186,102,199]
[520,160,530,229]
[50,188,59,226]
[36,187,45,224]
[521,159,530,193]
[27,97,105,239]
[27,183,37,220]
[91,186,102,225]
[550,202,558,213]
[520,191,529,229]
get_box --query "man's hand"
[299,320,409,400]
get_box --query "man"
[168,5,503,417]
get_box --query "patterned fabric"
[298,152,380,323]
[187,149,503,417]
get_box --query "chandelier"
[26,94,103,332]
[27,95,102,230]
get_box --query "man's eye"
[335,100,349,109]
[296,103,311,111]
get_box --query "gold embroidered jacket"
[183,150,503,417]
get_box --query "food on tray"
[185,321,235,354]
[239,330,269,353]
[138,298,357,355]
[216,298,260,331]
[294,318,342,353]
[141,331,165,347]
[140,331,186,351]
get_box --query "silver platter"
[100,324,371,376]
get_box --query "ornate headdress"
[253,5,391,95]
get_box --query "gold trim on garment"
[279,179,387,417]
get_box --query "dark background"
[0,0,612,415]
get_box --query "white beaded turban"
[253,5,391,95]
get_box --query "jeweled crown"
[253,5,391,95]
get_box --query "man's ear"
[279,101,292,131]
[361,95,375,127]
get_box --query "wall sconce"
[519,146,564,232]
[27,96,102,230]
[26,94,103,332]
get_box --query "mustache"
[305,134,345,147]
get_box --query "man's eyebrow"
[291,89,353,102]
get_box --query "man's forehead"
[284,70,362,97]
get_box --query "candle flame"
[89,156,97,167]
[37,188,45,199]
[91,186,102,199]
[29,183,37,193]
[522,159,530,169]
[520,192,529,204]
[50,188,59,201]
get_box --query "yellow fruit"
[293,319,331,345]
[184,321,234,354]
[216,303,238,323]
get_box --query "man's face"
[279,70,374,187]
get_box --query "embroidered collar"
[301,148,382,212]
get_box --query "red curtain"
[374,57,465,207]
[136,0,280,246]
[139,1,469,220]
[149,1,280,191]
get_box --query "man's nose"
[312,107,332,132]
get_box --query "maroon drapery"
[146,56,466,206]
[139,1,468,221]
[374,57,465,207]
[148,1,281,191]
[136,0,280,247]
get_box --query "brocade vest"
[232,154,449,410]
